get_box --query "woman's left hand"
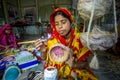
[65,56,74,67]
[65,48,74,67]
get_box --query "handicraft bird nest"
[48,44,70,63]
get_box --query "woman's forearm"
[40,52,47,60]
[0,44,5,48]
[73,60,88,69]
[0,44,10,50]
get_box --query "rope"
[86,0,118,50]
[113,0,118,42]
[86,0,96,50]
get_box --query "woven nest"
[49,44,70,63]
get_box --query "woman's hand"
[34,39,47,59]
[34,39,47,53]
[65,48,74,67]
[65,48,88,69]
[4,45,10,50]
[0,44,10,50]
[74,60,88,69]
[65,56,74,67]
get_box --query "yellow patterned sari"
[43,8,98,80]
[44,31,97,80]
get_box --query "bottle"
[33,48,41,57]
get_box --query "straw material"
[49,44,70,63]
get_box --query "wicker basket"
[48,44,70,63]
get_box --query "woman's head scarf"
[50,8,73,29]
[50,8,74,46]
[0,24,12,35]
[0,24,17,49]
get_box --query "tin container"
[44,66,57,80]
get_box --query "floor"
[19,35,120,80]
[1,35,120,80]
[16,51,120,80]
[89,51,120,80]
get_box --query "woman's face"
[5,29,11,34]
[54,15,71,37]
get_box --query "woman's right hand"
[34,39,47,53]
[4,45,10,50]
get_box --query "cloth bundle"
[80,25,117,50]
[77,0,112,20]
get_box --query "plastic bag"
[77,0,112,20]
[89,52,99,69]
[80,25,117,50]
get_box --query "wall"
[19,0,72,35]
[20,0,72,22]
[0,1,5,24]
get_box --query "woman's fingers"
[34,39,41,45]
[34,39,46,51]
[36,44,44,51]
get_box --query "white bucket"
[44,66,57,80]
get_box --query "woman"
[0,24,19,50]
[35,8,97,80]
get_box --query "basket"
[48,44,70,63]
